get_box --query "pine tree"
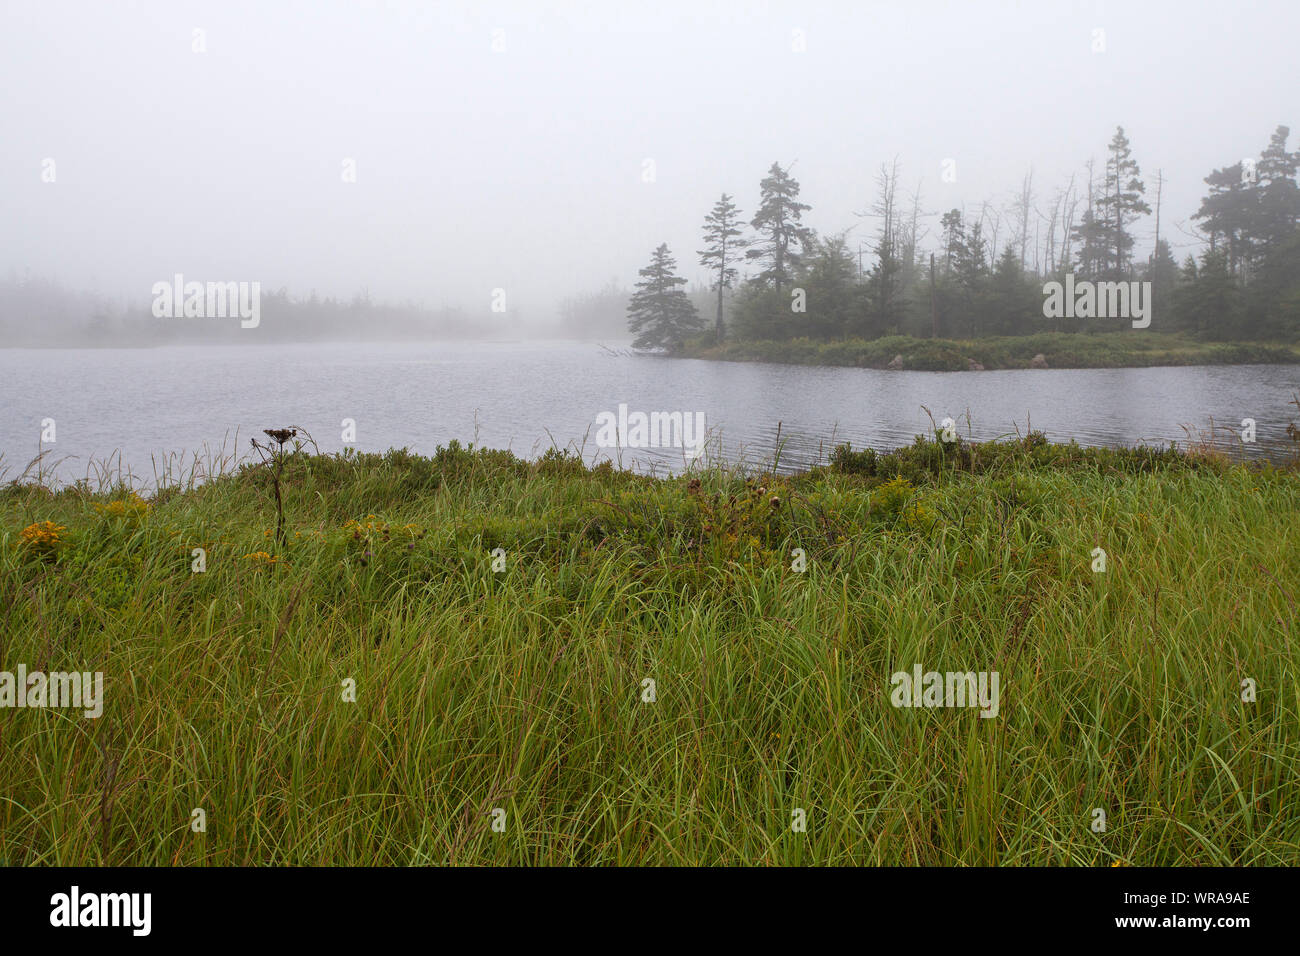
[940,209,964,273]
[697,194,745,342]
[1173,247,1242,338]
[746,162,814,295]
[1148,237,1180,327]
[1251,125,1300,253]
[1098,126,1151,277]
[1194,163,1255,279]
[1071,159,1108,278]
[626,244,702,351]
[1072,206,1110,278]
[798,233,858,339]
[954,220,990,336]
[1245,127,1300,333]
[989,245,1039,335]
[864,159,905,332]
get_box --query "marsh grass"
[681,331,1300,371]
[1,432,1297,865]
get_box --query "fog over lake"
[4,0,1300,889]
[2,1,1298,477]
[2,343,1294,486]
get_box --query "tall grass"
[1,434,1297,865]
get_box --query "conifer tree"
[746,162,814,295]
[626,244,702,351]
[698,194,745,342]
[1098,126,1151,276]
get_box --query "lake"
[1,341,1296,486]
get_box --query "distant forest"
[0,279,499,347]
[624,125,1300,351]
[7,124,1299,350]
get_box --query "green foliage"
[2,433,1298,865]
[62,548,145,613]
[627,243,703,352]
[694,124,1300,348]
[698,193,745,341]
[684,331,1300,370]
[745,161,814,293]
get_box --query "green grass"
[1,434,1298,865]
[680,331,1300,370]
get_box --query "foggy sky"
[2,0,1296,328]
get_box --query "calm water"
[1,341,1297,485]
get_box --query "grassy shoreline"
[678,331,1300,371]
[2,435,1298,865]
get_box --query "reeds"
[1,430,1297,865]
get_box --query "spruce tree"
[746,162,813,295]
[1098,126,1151,277]
[1071,159,1109,279]
[1194,163,1255,278]
[626,244,702,351]
[698,194,745,342]
[1251,125,1300,253]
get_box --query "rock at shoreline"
[967,359,985,371]
[887,354,904,370]
[1030,353,1049,369]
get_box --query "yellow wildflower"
[20,520,67,555]
[92,492,149,521]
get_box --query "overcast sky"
[2,0,1296,325]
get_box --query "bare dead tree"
[857,157,904,323]
[1059,175,1079,271]
[979,201,1003,261]
[1083,158,1098,273]
[1011,168,1035,269]
[1037,197,1056,275]
[1153,168,1164,262]
[898,177,931,292]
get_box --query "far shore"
[674,332,1300,372]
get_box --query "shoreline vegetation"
[3,427,1298,864]
[675,331,1300,371]
[625,128,1300,370]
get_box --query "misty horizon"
[3,0,1299,901]
[4,0,1298,339]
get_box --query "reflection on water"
[1,341,1296,485]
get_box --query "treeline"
[627,125,1300,350]
[0,277,489,346]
